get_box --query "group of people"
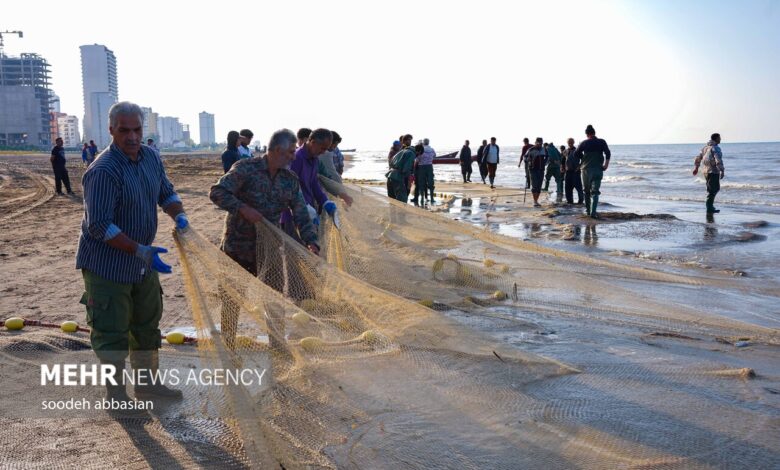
[72,100,726,416]
[517,125,611,217]
[386,136,437,205]
[385,126,611,218]
[75,100,355,414]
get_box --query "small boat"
[340,148,357,153]
[432,151,478,164]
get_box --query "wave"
[636,193,780,207]
[603,175,646,183]
[720,182,779,190]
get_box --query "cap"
[393,140,401,146]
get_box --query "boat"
[432,151,478,164]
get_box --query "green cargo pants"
[544,165,563,196]
[581,168,603,215]
[80,269,163,362]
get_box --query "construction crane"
[0,30,24,56]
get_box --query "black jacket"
[459,145,472,164]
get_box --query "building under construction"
[0,53,53,148]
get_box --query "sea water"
[343,142,780,328]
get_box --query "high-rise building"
[141,106,159,140]
[157,116,182,146]
[0,53,53,147]
[57,115,81,147]
[198,111,215,145]
[80,44,118,148]
[181,124,191,142]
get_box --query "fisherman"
[210,129,320,348]
[76,101,188,412]
[388,140,402,168]
[413,138,436,205]
[459,139,473,183]
[484,137,500,189]
[520,137,532,189]
[524,137,547,207]
[331,131,345,175]
[297,128,312,148]
[282,128,353,241]
[238,129,254,159]
[221,130,241,173]
[50,137,74,195]
[476,139,488,184]
[543,141,563,202]
[386,135,420,202]
[146,138,159,155]
[573,124,611,218]
[693,132,725,213]
[81,142,90,167]
[88,140,98,161]
[318,137,343,183]
[562,137,583,204]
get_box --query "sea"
[343,142,780,328]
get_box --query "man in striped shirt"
[76,101,189,411]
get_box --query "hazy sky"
[4,0,779,148]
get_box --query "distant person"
[413,138,436,205]
[458,139,473,183]
[693,133,725,213]
[525,138,547,207]
[331,131,345,175]
[297,128,312,148]
[476,139,488,184]
[50,137,74,195]
[520,137,533,189]
[573,124,611,219]
[387,138,422,202]
[146,138,159,154]
[282,128,353,240]
[562,137,583,205]
[81,143,90,166]
[88,140,98,162]
[388,140,402,168]
[543,141,563,202]
[238,129,254,159]
[221,130,241,173]
[484,137,500,188]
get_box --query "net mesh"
[168,179,778,468]
[1,161,777,468]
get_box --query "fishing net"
[167,178,778,468]
[1,164,777,468]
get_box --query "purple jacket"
[280,144,329,224]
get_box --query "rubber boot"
[429,188,435,204]
[590,195,600,219]
[584,196,591,216]
[131,350,183,399]
[102,359,148,417]
[706,195,719,213]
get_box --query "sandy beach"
[1,152,778,468]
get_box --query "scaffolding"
[0,53,53,147]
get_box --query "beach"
[0,149,778,468]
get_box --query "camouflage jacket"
[209,155,317,260]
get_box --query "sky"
[4,0,779,148]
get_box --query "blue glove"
[306,204,320,226]
[135,245,172,274]
[323,200,337,216]
[175,212,189,230]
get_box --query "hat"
[393,140,401,146]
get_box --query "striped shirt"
[76,144,180,284]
